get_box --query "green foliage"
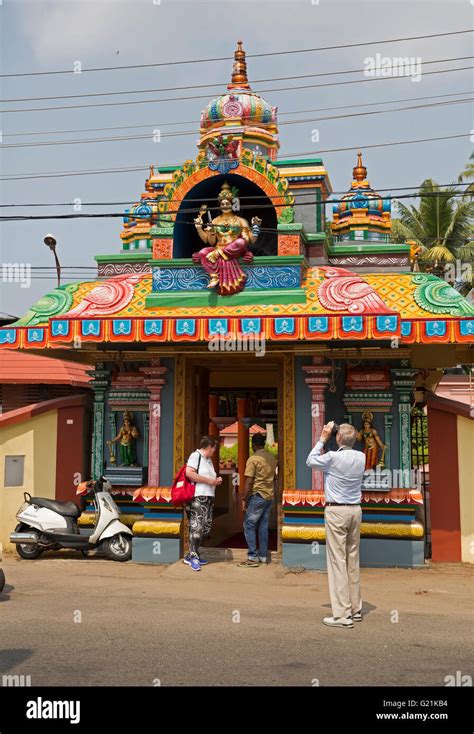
[219,440,278,465]
[395,171,474,269]
[219,444,237,464]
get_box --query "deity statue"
[107,411,139,467]
[192,181,262,295]
[357,411,386,470]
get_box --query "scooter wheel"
[14,524,44,560]
[103,534,132,562]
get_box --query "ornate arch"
[157,151,295,223]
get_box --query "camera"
[331,422,340,436]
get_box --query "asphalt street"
[1,551,473,687]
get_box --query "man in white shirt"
[306,421,366,628]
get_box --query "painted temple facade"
[2,42,473,568]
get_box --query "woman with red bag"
[184,436,222,571]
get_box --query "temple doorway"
[183,356,281,550]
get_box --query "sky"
[1,0,473,317]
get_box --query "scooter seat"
[30,497,81,518]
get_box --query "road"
[1,551,473,687]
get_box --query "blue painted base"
[132,537,181,564]
[282,539,425,569]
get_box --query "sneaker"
[197,557,209,566]
[237,559,260,568]
[183,554,201,571]
[258,556,268,564]
[352,610,363,622]
[323,616,354,628]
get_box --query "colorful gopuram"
[2,42,473,568]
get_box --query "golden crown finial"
[228,40,250,90]
[218,181,235,202]
[353,151,367,182]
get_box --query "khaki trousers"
[324,505,362,619]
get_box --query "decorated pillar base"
[151,226,174,260]
[277,223,304,256]
[282,539,425,569]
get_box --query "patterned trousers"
[186,496,214,557]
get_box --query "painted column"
[140,359,168,487]
[208,394,220,473]
[383,413,393,474]
[303,357,332,490]
[107,412,117,465]
[143,412,150,468]
[86,363,111,480]
[391,368,417,488]
[237,398,249,493]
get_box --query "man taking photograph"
[306,421,366,628]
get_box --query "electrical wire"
[3,90,470,138]
[2,97,472,150]
[3,64,472,114]
[1,188,471,224]
[3,54,471,103]
[0,132,470,181]
[2,29,471,78]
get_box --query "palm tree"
[395,178,473,272]
[457,152,474,188]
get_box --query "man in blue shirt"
[307,421,366,628]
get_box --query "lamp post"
[43,234,61,288]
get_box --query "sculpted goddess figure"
[192,181,261,295]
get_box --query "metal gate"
[411,406,431,559]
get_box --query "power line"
[1,188,471,223]
[2,64,472,114]
[1,29,471,78]
[2,54,471,103]
[0,183,468,208]
[2,97,472,150]
[3,90,470,139]
[0,133,470,182]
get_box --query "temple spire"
[353,151,367,183]
[228,40,250,90]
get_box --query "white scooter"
[10,476,132,562]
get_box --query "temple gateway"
[2,42,473,569]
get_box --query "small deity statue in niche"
[357,411,386,469]
[107,410,139,467]
[192,181,262,296]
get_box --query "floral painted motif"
[318,267,394,315]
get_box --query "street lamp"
[43,234,61,288]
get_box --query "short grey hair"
[337,423,358,447]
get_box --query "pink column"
[302,357,332,491]
[140,359,168,487]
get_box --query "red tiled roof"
[220,421,266,435]
[0,350,90,386]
